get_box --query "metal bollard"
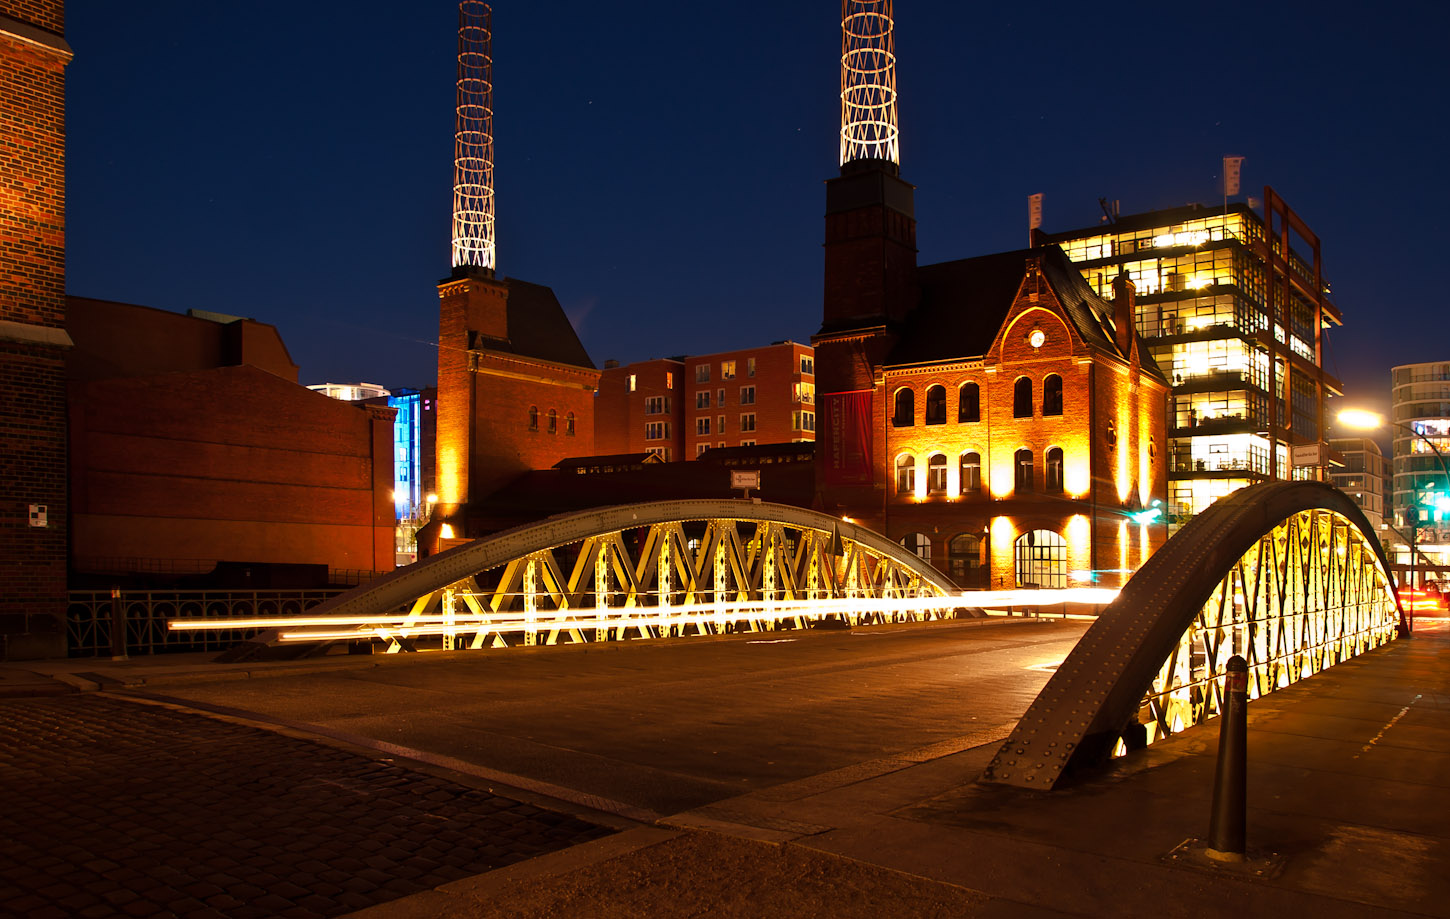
[1206,655,1248,861]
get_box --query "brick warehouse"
[0,3,71,659]
[813,3,1169,589]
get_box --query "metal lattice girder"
[981,481,1404,791]
[227,500,956,655]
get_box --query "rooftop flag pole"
[840,0,899,168]
[452,2,495,271]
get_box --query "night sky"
[65,2,1449,428]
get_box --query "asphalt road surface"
[142,618,1087,816]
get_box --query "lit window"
[893,388,915,427]
[960,452,982,494]
[1015,448,1034,492]
[925,385,946,425]
[958,383,980,423]
[628,374,636,392]
[1015,529,1066,589]
[721,360,736,379]
[895,455,916,494]
[1046,447,1064,493]
[927,454,948,494]
[748,358,755,377]
[666,371,674,388]
[1043,375,1063,416]
[1014,378,1033,418]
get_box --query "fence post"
[1206,654,1248,861]
[109,587,128,661]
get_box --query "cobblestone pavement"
[0,695,612,919]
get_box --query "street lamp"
[1337,409,1450,627]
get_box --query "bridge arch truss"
[983,481,1405,790]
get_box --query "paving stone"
[0,696,611,918]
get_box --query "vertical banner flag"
[1028,193,1044,230]
[1223,156,1244,197]
[824,391,874,486]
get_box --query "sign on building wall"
[824,391,874,486]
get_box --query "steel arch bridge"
[982,480,1406,790]
[211,500,961,660]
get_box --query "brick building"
[813,3,1168,589]
[66,298,398,579]
[595,341,816,462]
[0,3,71,658]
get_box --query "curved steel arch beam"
[316,499,953,621]
[981,480,1405,790]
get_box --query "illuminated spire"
[839,0,899,168]
[451,1,495,270]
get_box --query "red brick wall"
[69,366,396,573]
[0,9,69,657]
[682,342,815,459]
[596,358,683,459]
[468,354,597,498]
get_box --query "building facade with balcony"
[1045,191,1342,527]
[1389,361,1450,582]
[1327,436,1386,533]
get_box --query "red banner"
[824,391,874,487]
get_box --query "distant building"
[595,341,816,462]
[1389,361,1450,583]
[1046,193,1342,526]
[1328,436,1386,532]
[308,382,391,402]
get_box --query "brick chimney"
[1110,272,1137,360]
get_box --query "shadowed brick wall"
[1,2,71,659]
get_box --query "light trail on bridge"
[168,587,1121,644]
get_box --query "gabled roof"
[885,245,1164,384]
[553,453,663,471]
[488,277,596,370]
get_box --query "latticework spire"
[451,1,495,270]
[839,0,898,167]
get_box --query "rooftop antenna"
[451,2,495,272]
[840,0,899,169]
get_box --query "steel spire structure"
[839,0,899,167]
[451,1,495,270]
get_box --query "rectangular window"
[721,360,736,379]
[696,443,709,457]
[647,446,672,461]
[748,357,756,377]
[795,382,814,404]
[696,391,711,409]
[696,364,710,383]
[740,413,757,432]
[645,421,670,440]
[666,371,674,388]
[628,374,636,392]
[739,386,756,405]
[718,414,726,434]
[645,395,670,415]
[800,356,814,375]
[793,411,816,432]
[740,439,756,446]
[696,417,711,436]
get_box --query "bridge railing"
[67,589,347,657]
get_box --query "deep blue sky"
[66,2,1448,424]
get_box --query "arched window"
[1015,448,1034,492]
[895,454,916,495]
[927,453,948,494]
[1015,529,1067,588]
[1043,374,1063,416]
[958,382,980,423]
[900,532,931,562]
[948,533,985,588]
[1013,377,1033,418]
[547,408,558,434]
[1045,447,1064,493]
[528,406,539,431]
[1106,420,1118,449]
[566,412,576,436]
[925,385,947,425]
[893,388,915,427]
[959,452,982,495]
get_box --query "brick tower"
[814,0,917,514]
[426,3,599,551]
[0,3,72,659]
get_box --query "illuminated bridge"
[182,483,1403,787]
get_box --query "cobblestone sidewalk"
[0,695,611,918]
